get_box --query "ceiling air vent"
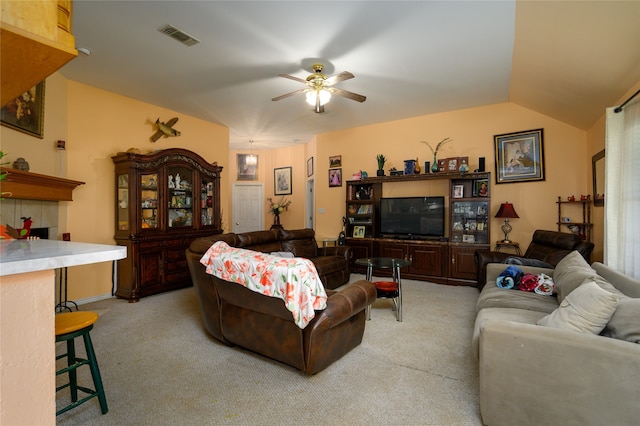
[158,24,200,47]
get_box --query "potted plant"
[376,154,386,176]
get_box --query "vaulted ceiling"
[60,1,640,151]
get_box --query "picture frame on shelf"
[307,156,314,177]
[329,155,342,167]
[475,179,489,197]
[274,166,292,195]
[462,234,475,243]
[447,158,459,172]
[353,225,365,238]
[452,185,464,198]
[237,154,258,180]
[494,128,545,184]
[1,81,45,138]
[329,168,342,187]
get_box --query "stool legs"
[56,325,108,416]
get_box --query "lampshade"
[495,202,519,243]
[495,202,519,219]
[306,89,332,106]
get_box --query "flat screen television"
[379,196,445,238]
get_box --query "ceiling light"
[246,140,257,165]
[306,89,332,106]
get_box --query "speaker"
[478,157,485,172]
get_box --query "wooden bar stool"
[55,311,108,416]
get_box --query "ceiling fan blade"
[332,87,366,103]
[272,88,306,102]
[278,73,307,84]
[325,71,354,86]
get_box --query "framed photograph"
[237,154,258,180]
[494,128,545,184]
[462,234,475,243]
[438,159,447,172]
[353,225,365,238]
[447,158,459,172]
[1,81,45,138]
[329,168,342,187]
[329,155,342,168]
[307,157,314,177]
[475,179,489,197]
[452,185,464,198]
[274,166,292,195]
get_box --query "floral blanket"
[200,241,327,328]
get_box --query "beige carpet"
[56,274,482,425]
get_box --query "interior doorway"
[306,179,314,229]
[232,183,263,233]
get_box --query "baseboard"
[71,293,115,306]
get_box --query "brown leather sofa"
[186,229,377,374]
[475,229,594,290]
[188,228,350,290]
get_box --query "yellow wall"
[314,102,589,249]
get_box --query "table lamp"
[495,202,519,243]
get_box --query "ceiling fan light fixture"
[305,89,332,106]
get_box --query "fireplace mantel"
[0,167,85,201]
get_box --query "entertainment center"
[346,171,491,286]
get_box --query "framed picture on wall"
[329,155,342,168]
[307,157,314,177]
[1,81,45,138]
[494,128,545,184]
[274,166,292,195]
[237,154,258,180]
[329,168,342,187]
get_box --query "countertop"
[0,240,126,276]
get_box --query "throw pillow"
[553,250,597,303]
[537,279,619,334]
[602,296,640,343]
[281,239,318,259]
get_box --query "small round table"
[494,241,522,256]
[355,257,411,322]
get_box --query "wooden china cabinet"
[112,148,223,301]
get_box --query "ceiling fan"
[272,64,366,113]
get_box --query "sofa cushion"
[602,296,640,343]
[281,239,318,259]
[472,307,547,359]
[537,279,619,334]
[477,285,559,314]
[553,250,597,303]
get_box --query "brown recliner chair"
[475,230,594,290]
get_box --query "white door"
[232,184,263,233]
[306,179,314,229]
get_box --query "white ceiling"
[60,1,640,151]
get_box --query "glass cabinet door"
[201,179,214,226]
[140,173,158,229]
[167,166,193,228]
[450,200,489,244]
[117,174,130,231]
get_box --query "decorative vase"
[414,158,421,174]
[273,214,280,226]
[431,155,439,173]
[376,169,385,176]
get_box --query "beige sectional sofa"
[473,251,640,426]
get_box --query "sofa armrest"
[475,250,511,290]
[318,280,376,327]
[317,245,352,261]
[478,320,640,426]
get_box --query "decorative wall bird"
[150,117,181,142]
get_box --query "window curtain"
[604,99,640,279]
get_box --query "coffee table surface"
[355,257,411,269]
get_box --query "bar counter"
[0,239,126,425]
